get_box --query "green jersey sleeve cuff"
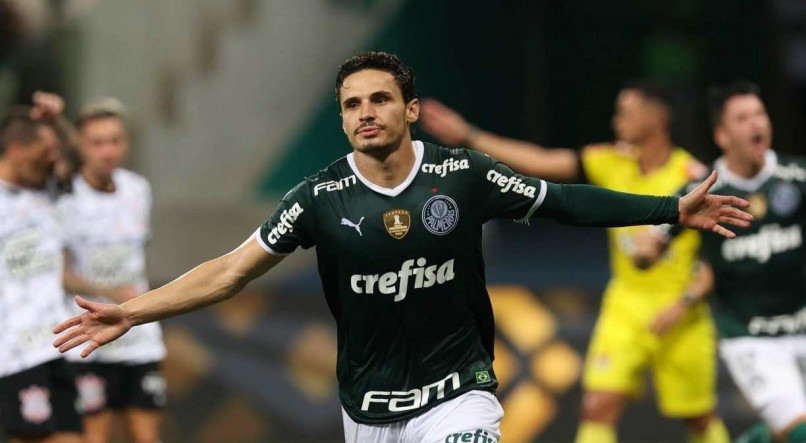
[253,227,293,256]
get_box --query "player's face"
[612,89,662,145]
[339,69,419,154]
[9,126,59,188]
[79,116,129,177]
[715,94,771,168]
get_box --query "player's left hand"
[30,91,65,122]
[678,171,752,238]
[649,300,689,336]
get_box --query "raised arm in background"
[419,98,582,182]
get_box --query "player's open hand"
[678,171,752,238]
[419,98,474,146]
[53,296,132,358]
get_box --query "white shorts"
[342,390,503,443]
[720,335,806,432]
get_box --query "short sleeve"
[254,181,316,256]
[467,150,548,222]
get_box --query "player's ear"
[406,98,420,124]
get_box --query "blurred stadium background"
[2,0,805,441]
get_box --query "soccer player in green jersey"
[645,81,806,443]
[51,52,751,442]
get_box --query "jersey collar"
[714,150,777,192]
[346,140,424,197]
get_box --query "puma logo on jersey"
[350,258,455,302]
[266,203,304,245]
[486,170,537,198]
[341,217,364,236]
[361,372,460,412]
[313,175,357,196]
[721,224,802,263]
[421,158,470,177]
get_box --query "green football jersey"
[686,151,806,338]
[257,141,679,424]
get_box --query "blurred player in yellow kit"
[420,82,729,443]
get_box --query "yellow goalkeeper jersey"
[581,143,703,315]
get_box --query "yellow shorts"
[582,300,717,417]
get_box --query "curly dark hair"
[708,80,762,128]
[334,51,416,105]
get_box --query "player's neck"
[352,136,416,189]
[724,155,765,179]
[636,132,673,174]
[81,168,116,193]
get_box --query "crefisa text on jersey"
[486,169,537,198]
[266,202,304,245]
[420,158,469,177]
[350,257,456,302]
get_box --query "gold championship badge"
[383,209,411,239]
[747,193,768,219]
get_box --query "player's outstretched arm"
[419,98,580,182]
[539,171,751,237]
[54,235,283,357]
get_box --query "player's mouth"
[750,133,767,149]
[357,125,383,137]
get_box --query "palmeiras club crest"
[421,195,459,235]
[383,209,411,239]
[19,385,51,424]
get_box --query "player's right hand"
[678,171,752,238]
[419,98,474,146]
[53,296,132,358]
